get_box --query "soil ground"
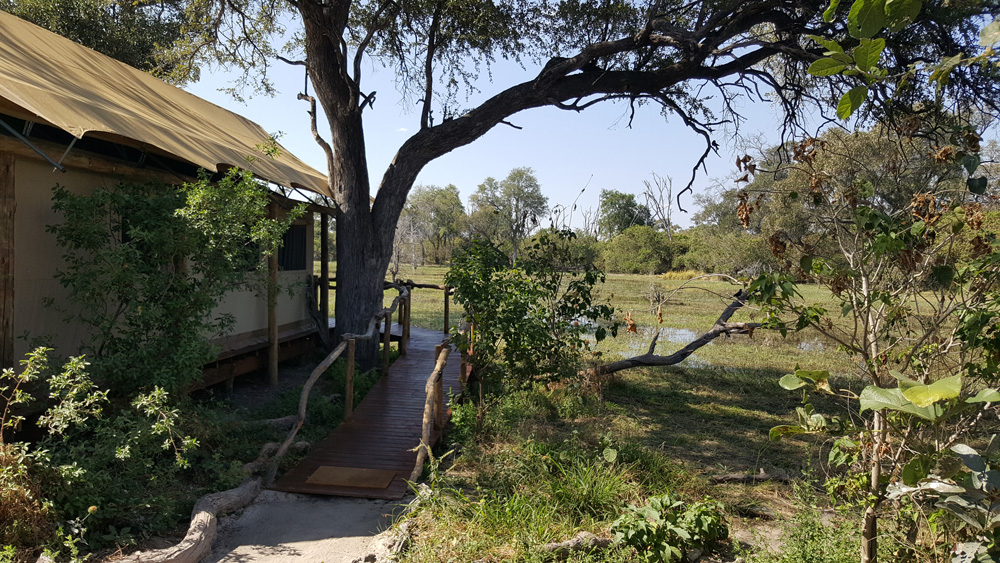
[205,490,407,563]
[201,357,407,563]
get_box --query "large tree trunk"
[299,7,397,370]
[333,210,387,369]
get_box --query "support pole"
[0,152,13,370]
[443,286,450,335]
[398,297,407,356]
[435,360,445,430]
[267,202,279,387]
[381,314,391,376]
[320,213,330,328]
[404,295,411,342]
[345,338,355,420]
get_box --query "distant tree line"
[386,128,999,278]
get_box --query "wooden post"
[345,338,355,419]
[404,295,411,342]
[381,314,391,375]
[398,297,407,356]
[433,345,443,430]
[443,286,450,335]
[460,352,468,389]
[435,362,445,430]
[267,202,279,387]
[1,152,13,370]
[320,213,330,327]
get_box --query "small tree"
[753,123,999,561]
[447,230,616,391]
[48,169,302,394]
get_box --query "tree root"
[115,477,262,563]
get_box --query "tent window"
[278,224,307,271]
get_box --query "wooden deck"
[271,325,462,499]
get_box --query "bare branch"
[585,290,764,377]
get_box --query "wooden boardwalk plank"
[271,325,461,499]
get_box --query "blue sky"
[185,57,788,230]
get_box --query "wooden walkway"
[271,326,462,499]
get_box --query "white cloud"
[395,127,408,132]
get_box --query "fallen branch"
[709,472,795,484]
[587,290,762,377]
[540,531,613,560]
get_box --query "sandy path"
[205,490,410,563]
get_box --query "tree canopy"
[597,189,651,240]
[52,0,1000,362]
[469,167,548,261]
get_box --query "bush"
[611,491,728,563]
[447,231,616,390]
[599,226,683,274]
[47,169,302,394]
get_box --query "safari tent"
[0,10,334,386]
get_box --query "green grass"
[376,265,870,562]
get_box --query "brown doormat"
[305,466,397,489]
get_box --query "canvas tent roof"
[0,10,329,195]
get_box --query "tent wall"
[6,149,314,369]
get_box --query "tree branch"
[584,290,764,377]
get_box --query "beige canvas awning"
[0,10,330,195]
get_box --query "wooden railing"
[264,283,411,486]
[269,279,468,486]
[323,277,455,335]
[410,343,450,481]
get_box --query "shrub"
[599,225,673,274]
[47,169,302,394]
[447,231,617,390]
[611,491,728,563]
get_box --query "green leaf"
[890,370,922,390]
[808,57,848,76]
[837,86,869,120]
[962,154,981,175]
[800,255,814,272]
[902,456,930,485]
[848,0,887,38]
[952,443,987,472]
[859,385,944,420]
[853,38,886,72]
[932,264,955,287]
[929,53,963,86]
[884,0,922,32]
[603,447,618,463]
[797,369,831,383]
[769,425,805,442]
[824,0,842,22]
[911,220,926,236]
[830,52,854,64]
[902,375,962,407]
[806,34,845,54]
[968,176,988,195]
[968,388,1000,403]
[595,326,607,342]
[779,373,808,390]
[980,20,1000,47]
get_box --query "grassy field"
[344,264,867,562]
